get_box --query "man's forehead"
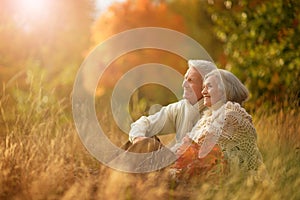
[186,67,202,77]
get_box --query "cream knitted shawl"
[188,101,266,177]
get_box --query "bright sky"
[12,0,126,30]
[15,0,125,19]
[16,0,50,17]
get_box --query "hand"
[182,136,192,143]
[176,136,192,156]
[132,136,148,144]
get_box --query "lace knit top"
[188,101,265,175]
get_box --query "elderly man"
[125,60,217,153]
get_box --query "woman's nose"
[202,87,207,95]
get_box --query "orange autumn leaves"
[92,0,186,44]
[90,0,188,96]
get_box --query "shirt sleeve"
[128,101,181,142]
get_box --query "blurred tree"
[165,0,223,62]
[90,0,190,136]
[91,0,187,103]
[0,0,95,94]
[92,0,186,44]
[204,0,300,109]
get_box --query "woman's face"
[202,75,224,107]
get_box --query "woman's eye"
[206,84,212,88]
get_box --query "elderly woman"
[171,69,267,183]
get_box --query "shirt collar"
[195,98,206,112]
[185,98,206,112]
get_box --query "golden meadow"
[0,72,299,200]
[1,0,300,199]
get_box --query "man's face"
[202,75,223,107]
[182,67,203,105]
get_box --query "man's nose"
[182,79,188,88]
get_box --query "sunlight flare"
[13,0,51,32]
[16,0,50,18]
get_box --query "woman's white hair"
[205,69,249,105]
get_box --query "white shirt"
[129,98,206,152]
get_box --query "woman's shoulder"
[222,102,257,140]
[224,101,252,123]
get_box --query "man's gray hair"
[188,60,217,78]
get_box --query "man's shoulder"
[159,99,188,115]
[166,99,188,108]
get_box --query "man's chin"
[185,98,196,105]
[182,95,190,101]
[183,94,197,103]
[183,93,191,99]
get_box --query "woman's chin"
[203,100,211,107]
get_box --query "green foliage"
[204,0,300,108]
[166,0,223,61]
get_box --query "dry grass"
[0,82,299,200]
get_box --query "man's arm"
[129,101,182,143]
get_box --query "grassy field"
[0,83,299,200]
